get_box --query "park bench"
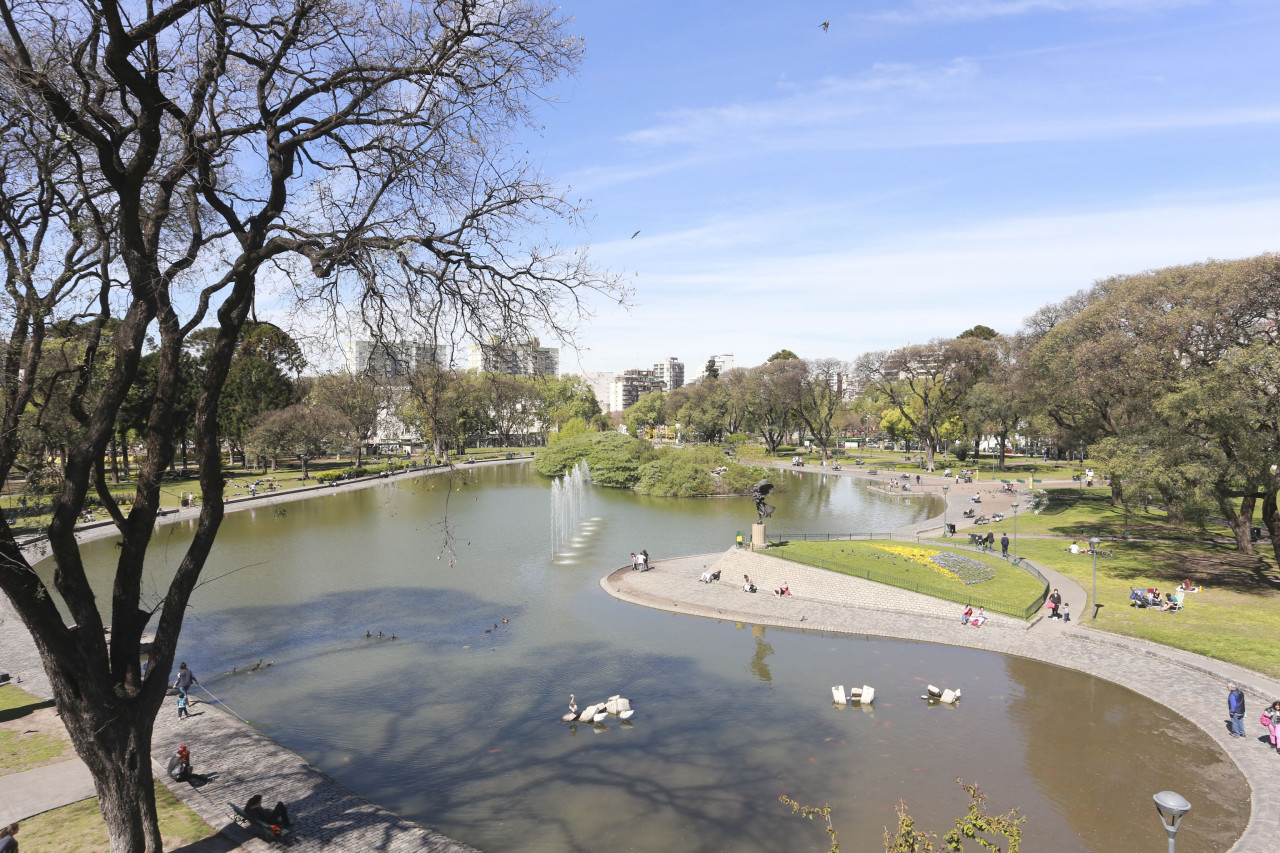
[229,802,294,844]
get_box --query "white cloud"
[574,192,1280,370]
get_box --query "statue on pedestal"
[752,480,775,523]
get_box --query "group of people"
[1046,589,1069,621]
[1227,683,1280,754]
[960,605,987,626]
[175,661,197,719]
[1130,587,1184,611]
[629,550,650,571]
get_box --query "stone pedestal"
[751,522,766,549]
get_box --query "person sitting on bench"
[245,794,292,830]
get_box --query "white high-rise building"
[467,337,559,376]
[611,370,665,413]
[695,353,734,381]
[652,357,685,391]
[582,371,617,413]
[344,339,444,380]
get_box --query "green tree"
[624,390,667,438]
[768,348,800,361]
[703,357,720,380]
[309,372,388,466]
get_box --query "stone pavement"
[606,544,1280,852]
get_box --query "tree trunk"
[1110,475,1123,507]
[355,445,362,467]
[52,681,164,853]
[1219,494,1257,554]
[996,432,1008,472]
[110,439,120,485]
[1157,486,1185,524]
[1263,489,1279,568]
[300,455,310,480]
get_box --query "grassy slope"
[765,539,1046,618]
[19,780,215,852]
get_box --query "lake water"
[55,463,1245,852]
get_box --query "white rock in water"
[831,685,846,703]
[605,698,619,715]
[927,685,942,697]
[940,689,957,704]
[615,697,631,713]
[577,703,599,721]
[860,686,875,704]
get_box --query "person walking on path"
[177,691,190,720]
[1228,683,1246,737]
[1265,700,1280,753]
[1000,533,1009,557]
[174,661,197,694]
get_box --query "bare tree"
[0,1,620,849]
[795,358,849,460]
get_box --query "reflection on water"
[51,464,1243,852]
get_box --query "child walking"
[177,691,189,720]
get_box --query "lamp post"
[942,484,950,536]
[1153,791,1190,853]
[1090,536,1101,619]
[1010,501,1019,561]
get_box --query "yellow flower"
[871,544,959,582]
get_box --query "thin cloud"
[864,0,1209,26]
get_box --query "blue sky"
[524,0,1280,375]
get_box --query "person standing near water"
[174,661,197,694]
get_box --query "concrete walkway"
[604,465,1280,853]
[0,758,96,826]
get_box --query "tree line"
[617,255,1280,563]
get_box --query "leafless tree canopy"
[0,1,620,849]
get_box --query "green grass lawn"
[763,539,1047,619]
[1008,537,1280,677]
[19,779,215,852]
[0,684,69,774]
[1008,489,1202,540]
[0,448,537,533]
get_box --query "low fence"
[738,532,1050,620]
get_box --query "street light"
[1090,536,1102,619]
[942,484,950,536]
[1153,791,1191,853]
[1010,501,1019,561]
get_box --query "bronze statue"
[752,480,775,522]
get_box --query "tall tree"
[0,3,619,850]
[795,358,849,460]
[856,338,993,471]
[310,371,387,465]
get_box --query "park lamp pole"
[1153,791,1190,853]
[1010,501,1019,560]
[942,484,949,536]
[1090,536,1102,619]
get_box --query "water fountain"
[550,460,592,559]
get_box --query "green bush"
[776,446,796,454]
[636,446,768,497]
[534,431,655,488]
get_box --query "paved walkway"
[0,758,97,826]
[604,466,1280,852]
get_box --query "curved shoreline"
[603,518,1280,850]
[4,460,522,851]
